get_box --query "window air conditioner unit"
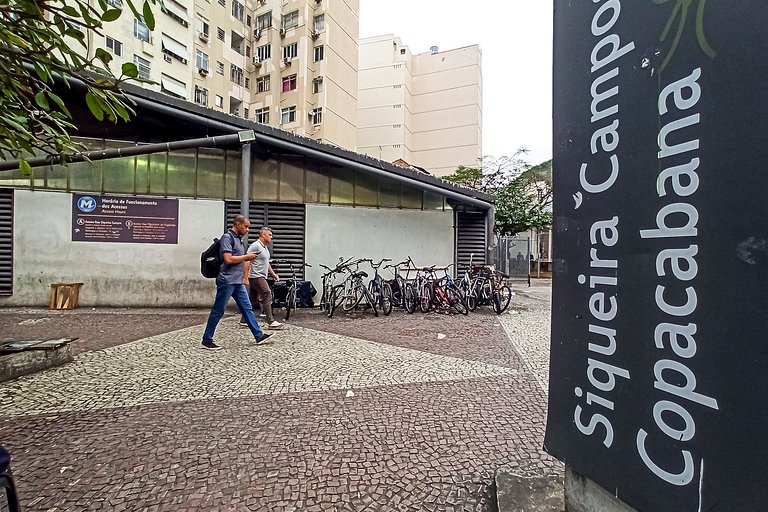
[310,29,319,39]
[283,57,292,65]
[199,32,209,42]
[252,56,261,67]
[253,28,261,39]
[279,27,286,36]
[163,54,172,63]
[198,67,208,75]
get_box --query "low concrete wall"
[565,466,636,512]
[0,345,73,383]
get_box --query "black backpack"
[200,232,231,278]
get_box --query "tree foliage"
[0,0,157,170]
[444,154,553,236]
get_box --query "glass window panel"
[354,172,377,206]
[252,159,278,202]
[135,154,150,194]
[378,178,400,208]
[225,150,241,200]
[330,167,353,205]
[68,160,102,192]
[166,149,196,197]
[149,152,167,195]
[197,148,225,199]
[279,157,304,203]
[304,165,330,204]
[45,165,67,190]
[0,167,31,189]
[423,191,444,210]
[401,184,423,209]
[102,156,137,194]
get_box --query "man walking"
[242,226,283,329]
[202,215,273,350]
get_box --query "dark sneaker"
[255,333,274,346]
[201,341,222,350]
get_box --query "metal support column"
[240,143,251,244]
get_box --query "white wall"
[304,204,454,287]
[2,190,223,307]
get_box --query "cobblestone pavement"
[0,280,559,511]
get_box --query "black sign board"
[547,2,768,511]
[72,194,179,244]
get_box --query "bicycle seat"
[354,271,368,278]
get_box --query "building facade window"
[257,11,272,29]
[160,74,187,99]
[281,106,296,124]
[216,61,224,74]
[256,75,270,92]
[217,0,225,6]
[195,50,209,72]
[256,44,271,61]
[231,0,244,22]
[194,86,208,106]
[215,95,223,108]
[313,14,324,31]
[244,77,250,89]
[134,19,151,42]
[310,107,322,125]
[282,10,298,29]
[246,14,251,26]
[107,0,122,7]
[162,0,189,27]
[230,64,244,85]
[281,74,297,92]
[243,107,249,119]
[255,107,269,124]
[106,36,122,56]
[133,55,150,79]
[282,42,298,60]
[313,45,324,62]
[196,17,209,38]
[217,27,225,41]
[312,76,323,94]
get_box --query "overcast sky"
[359,0,554,167]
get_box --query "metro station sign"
[547,2,768,510]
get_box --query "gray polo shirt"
[217,230,246,284]
[247,239,270,279]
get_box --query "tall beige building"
[92,0,359,149]
[357,35,483,177]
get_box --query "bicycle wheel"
[343,285,363,312]
[381,283,393,316]
[362,286,379,317]
[494,285,513,314]
[404,284,417,314]
[418,285,432,313]
[445,285,468,315]
[322,287,333,317]
[284,287,296,321]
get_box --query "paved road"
[0,281,559,511]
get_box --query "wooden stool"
[49,283,84,310]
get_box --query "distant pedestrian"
[201,215,273,350]
[241,226,283,330]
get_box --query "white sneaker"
[267,321,284,329]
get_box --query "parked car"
[0,445,20,512]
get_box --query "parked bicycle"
[272,259,311,321]
[319,257,354,318]
[364,258,393,316]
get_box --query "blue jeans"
[203,282,264,343]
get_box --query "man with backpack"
[201,215,273,350]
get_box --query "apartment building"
[92,0,359,149]
[358,35,483,177]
